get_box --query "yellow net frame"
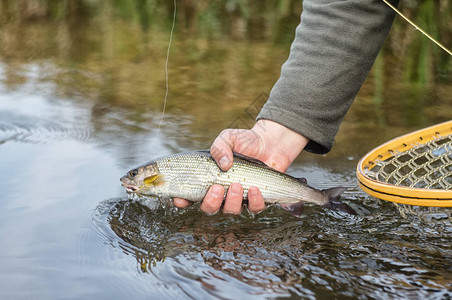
[357,120,452,207]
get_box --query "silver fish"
[120,150,355,215]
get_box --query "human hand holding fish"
[175,119,310,215]
[173,120,309,214]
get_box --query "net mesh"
[364,133,452,223]
[366,134,452,190]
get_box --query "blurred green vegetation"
[0,0,451,152]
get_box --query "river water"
[0,1,451,299]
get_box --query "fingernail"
[219,156,230,169]
[229,183,242,194]
[248,187,257,197]
[211,185,223,198]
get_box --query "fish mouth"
[121,182,140,193]
[120,176,140,193]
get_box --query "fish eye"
[128,170,138,177]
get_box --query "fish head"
[120,162,162,195]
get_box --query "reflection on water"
[0,1,451,299]
[0,1,450,154]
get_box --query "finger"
[223,183,244,214]
[247,186,266,214]
[210,130,235,171]
[200,185,224,214]
[173,197,193,208]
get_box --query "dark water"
[1,1,452,299]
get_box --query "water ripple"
[88,196,452,299]
[0,114,93,144]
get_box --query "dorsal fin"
[195,150,269,167]
[232,152,268,166]
[196,149,211,155]
[297,177,307,184]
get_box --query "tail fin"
[322,187,357,215]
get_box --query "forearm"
[258,0,399,154]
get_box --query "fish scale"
[148,151,325,205]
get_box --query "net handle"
[357,120,452,207]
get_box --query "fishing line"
[156,0,177,136]
[382,0,452,56]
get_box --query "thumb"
[210,129,236,171]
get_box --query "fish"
[120,150,356,216]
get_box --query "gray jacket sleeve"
[257,0,398,154]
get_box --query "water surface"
[0,1,451,299]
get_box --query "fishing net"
[357,121,452,222]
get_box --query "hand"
[173,120,309,214]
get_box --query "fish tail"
[322,187,357,215]
[280,187,356,217]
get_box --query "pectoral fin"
[143,174,165,186]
